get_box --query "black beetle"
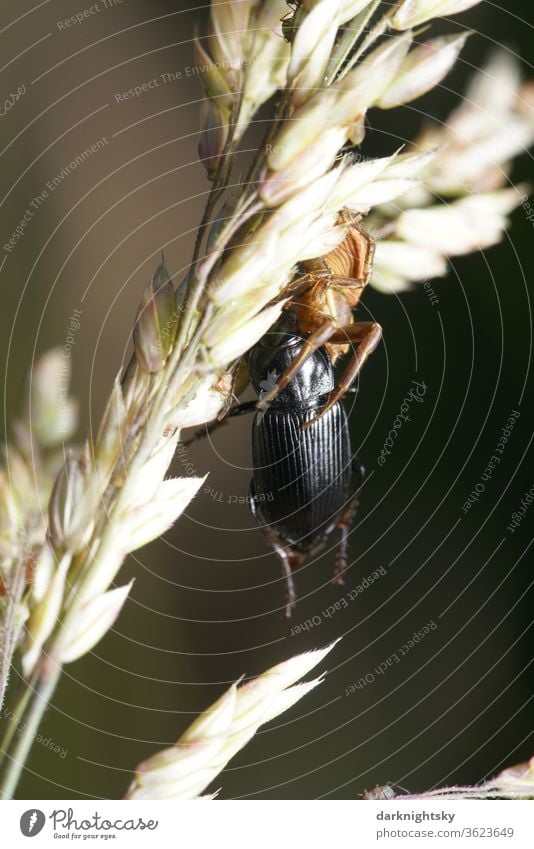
[247,325,364,618]
[183,213,379,616]
[182,325,365,617]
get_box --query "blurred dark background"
[0,0,532,800]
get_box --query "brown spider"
[256,208,382,423]
[183,209,381,444]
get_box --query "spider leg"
[328,320,382,348]
[261,265,333,313]
[330,276,366,289]
[256,318,338,409]
[338,210,376,287]
[328,275,367,309]
[282,269,328,298]
[304,321,382,427]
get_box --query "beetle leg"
[256,319,338,409]
[333,459,365,584]
[334,502,357,585]
[226,400,258,417]
[269,538,301,619]
[182,400,257,446]
[249,481,301,618]
[304,321,382,426]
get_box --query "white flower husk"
[126,642,338,800]
[392,0,483,31]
